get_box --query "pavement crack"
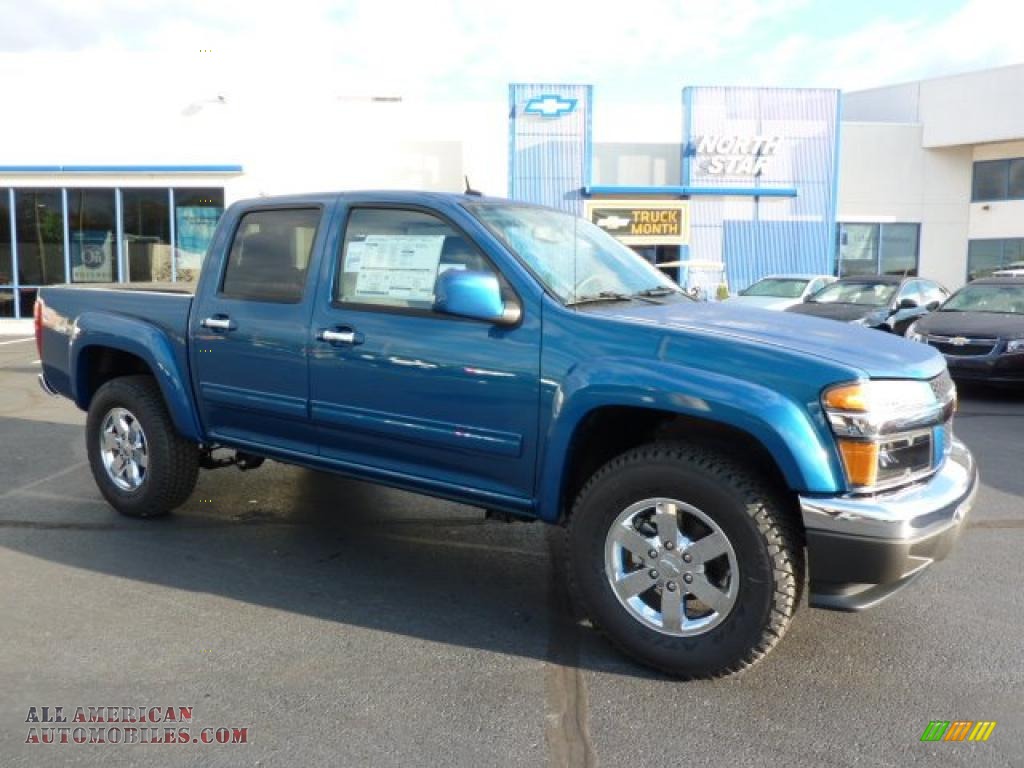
[544,528,597,768]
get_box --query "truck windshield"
[468,203,683,305]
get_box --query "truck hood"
[785,301,877,323]
[596,299,946,380]
[914,310,1024,339]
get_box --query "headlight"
[822,379,954,491]
[905,322,925,343]
[1007,339,1024,354]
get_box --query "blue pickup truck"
[36,191,977,677]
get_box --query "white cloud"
[774,0,1024,91]
[0,0,1020,100]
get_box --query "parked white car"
[726,274,836,310]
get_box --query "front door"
[190,204,325,455]
[308,205,541,506]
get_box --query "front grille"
[926,337,997,357]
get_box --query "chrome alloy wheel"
[605,498,739,636]
[99,407,149,492]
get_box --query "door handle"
[201,316,236,331]
[317,328,364,345]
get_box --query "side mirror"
[925,300,941,311]
[898,297,919,310]
[433,270,520,325]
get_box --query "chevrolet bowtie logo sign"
[523,94,577,118]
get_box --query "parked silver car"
[726,274,836,310]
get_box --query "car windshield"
[941,284,1024,314]
[468,203,683,304]
[741,278,809,298]
[808,281,896,307]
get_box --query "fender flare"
[536,357,842,521]
[69,312,203,441]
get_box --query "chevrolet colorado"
[36,191,977,677]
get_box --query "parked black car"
[786,275,948,334]
[906,277,1024,384]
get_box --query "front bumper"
[944,352,1024,385]
[800,439,977,611]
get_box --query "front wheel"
[86,375,199,517]
[567,442,804,678]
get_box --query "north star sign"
[694,135,782,176]
[523,94,577,118]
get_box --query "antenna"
[464,176,482,197]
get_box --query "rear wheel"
[86,375,199,517]
[567,442,804,678]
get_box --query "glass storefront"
[0,190,11,318]
[122,189,172,282]
[174,188,224,283]
[0,186,224,317]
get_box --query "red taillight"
[34,296,44,359]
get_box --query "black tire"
[86,375,199,518]
[567,441,804,678]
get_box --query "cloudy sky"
[1,0,1021,101]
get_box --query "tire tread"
[566,440,804,679]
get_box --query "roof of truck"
[231,190,517,208]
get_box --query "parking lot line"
[0,461,88,499]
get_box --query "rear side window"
[221,208,320,302]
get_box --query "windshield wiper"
[566,291,636,306]
[632,286,677,298]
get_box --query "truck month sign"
[584,201,691,246]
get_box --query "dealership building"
[1,61,1022,319]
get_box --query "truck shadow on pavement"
[0,416,660,679]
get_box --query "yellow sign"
[584,200,690,246]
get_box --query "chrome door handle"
[317,328,363,345]
[201,316,235,330]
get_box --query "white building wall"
[838,122,973,288]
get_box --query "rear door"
[190,203,328,454]
[308,202,542,506]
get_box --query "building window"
[968,238,1024,280]
[972,157,1024,202]
[174,188,225,283]
[67,188,116,283]
[0,189,11,318]
[837,222,919,277]
[15,189,65,318]
[122,189,172,282]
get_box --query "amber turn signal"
[823,383,868,412]
[836,439,879,487]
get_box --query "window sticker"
[349,235,445,301]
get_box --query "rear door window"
[221,208,320,302]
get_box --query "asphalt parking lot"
[1,335,1022,768]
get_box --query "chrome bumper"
[799,439,977,610]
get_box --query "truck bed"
[38,283,195,401]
